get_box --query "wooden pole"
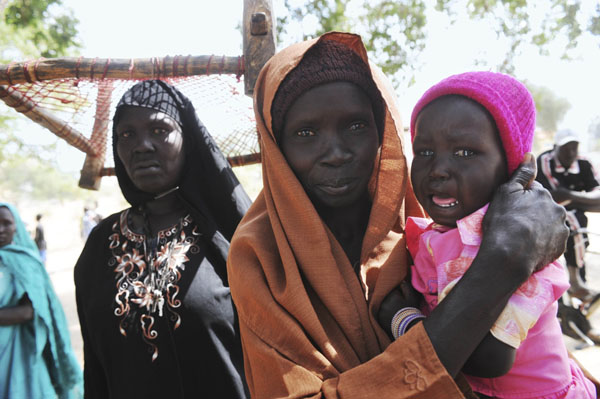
[87,153,262,178]
[0,85,96,155]
[243,0,276,96]
[0,55,244,86]
[78,80,112,190]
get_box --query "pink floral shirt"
[406,204,595,398]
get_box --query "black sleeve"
[581,160,600,192]
[34,226,43,247]
[535,154,553,191]
[75,288,109,398]
[74,219,114,398]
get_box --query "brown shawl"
[228,32,472,398]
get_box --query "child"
[406,71,596,398]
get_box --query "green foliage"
[296,0,351,33]
[0,0,82,200]
[590,4,600,35]
[1,0,80,61]
[277,0,600,84]
[278,0,427,85]
[4,0,60,26]
[279,0,350,39]
[435,1,596,68]
[0,110,13,132]
[0,131,84,202]
[362,1,426,80]
[1,131,39,163]
[525,81,571,133]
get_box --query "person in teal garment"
[0,202,82,398]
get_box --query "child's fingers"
[400,280,415,295]
[399,280,422,306]
[507,153,536,190]
[399,281,411,298]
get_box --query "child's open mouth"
[432,195,458,208]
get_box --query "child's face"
[279,81,380,209]
[411,96,507,227]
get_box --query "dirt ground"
[41,195,600,382]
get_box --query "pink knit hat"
[410,71,536,174]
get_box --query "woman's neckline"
[121,208,192,240]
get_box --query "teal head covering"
[0,203,82,398]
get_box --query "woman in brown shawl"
[227,32,568,398]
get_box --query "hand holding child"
[482,153,568,278]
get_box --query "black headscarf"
[112,79,252,246]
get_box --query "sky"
[10,0,600,173]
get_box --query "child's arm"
[379,286,517,378]
[463,259,570,379]
[462,332,516,378]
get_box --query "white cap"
[554,129,579,146]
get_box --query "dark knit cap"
[271,39,385,140]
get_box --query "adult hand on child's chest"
[482,154,568,278]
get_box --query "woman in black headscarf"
[74,80,251,398]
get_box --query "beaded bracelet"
[390,307,426,339]
[390,308,414,336]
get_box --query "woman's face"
[280,82,380,208]
[0,207,16,248]
[115,106,186,194]
[411,96,507,227]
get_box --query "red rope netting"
[1,70,259,173]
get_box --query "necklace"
[153,186,179,200]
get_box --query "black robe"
[75,80,251,398]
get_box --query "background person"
[74,80,251,398]
[536,129,600,300]
[227,32,568,398]
[80,207,97,241]
[0,202,82,398]
[34,213,47,265]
